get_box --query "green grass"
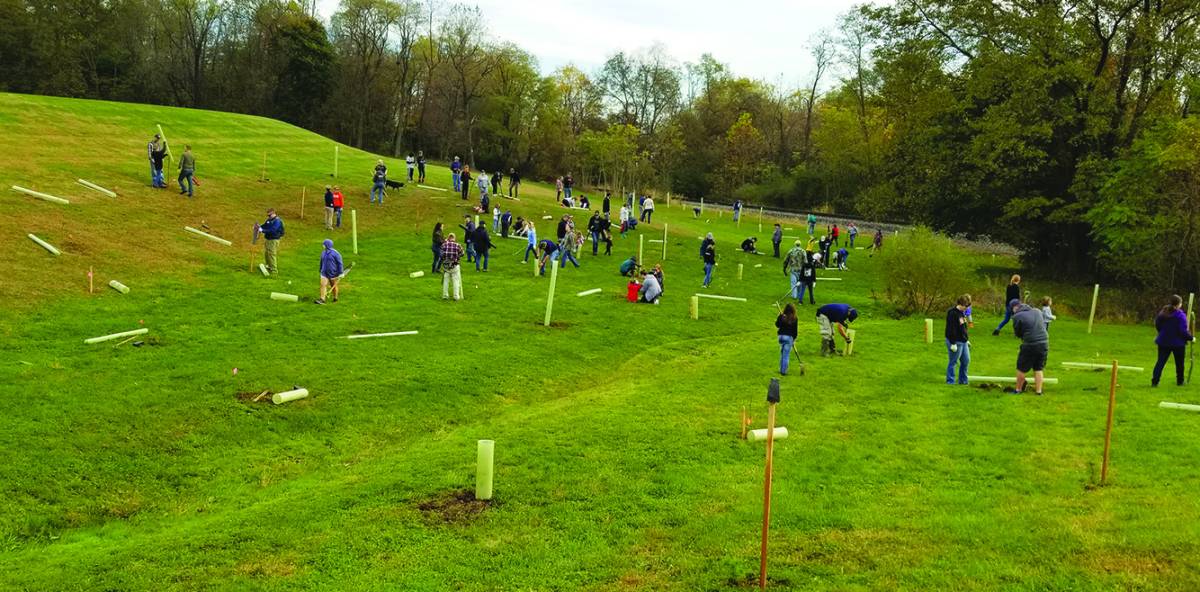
[1,92,1198,590]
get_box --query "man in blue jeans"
[702,237,716,287]
[177,145,196,198]
[945,294,971,384]
[371,160,387,204]
[451,156,462,191]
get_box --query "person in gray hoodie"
[1009,298,1049,395]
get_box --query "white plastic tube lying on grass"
[272,388,308,405]
[409,271,425,278]
[577,288,602,297]
[108,280,129,294]
[270,292,299,302]
[28,234,61,256]
[968,375,1059,385]
[747,427,788,442]
[694,293,747,302]
[815,277,843,281]
[417,184,448,192]
[184,226,232,246]
[76,179,117,197]
[1159,402,1200,412]
[258,263,270,277]
[12,185,69,205]
[345,331,419,339]
[84,328,148,345]
[1061,362,1144,372]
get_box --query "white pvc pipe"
[542,215,553,219]
[12,185,69,205]
[748,427,788,442]
[272,388,309,404]
[815,277,843,281]
[108,280,129,294]
[694,293,747,302]
[76,179,117,197]
[184,226,232,246]
[1159,401,1200,412]
[84,328,148,344]
[258,263,270,277]
[417,184,448,192]
[270,292,299,302]
[28,234,61,256]
[577,288,602,297]
[476,439,495,500]
[1061,362,1144,372]
[968,375,1060,385]
[409,271,425,278]
[345,331,418,339]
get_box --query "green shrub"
[881,227,972,316]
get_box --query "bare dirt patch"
[417,489,493,524]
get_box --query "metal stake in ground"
[1101,360,1118,484]
[760,378,781,590]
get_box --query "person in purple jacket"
[315,239,344,305]
[1152,294,1194,387]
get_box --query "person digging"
[816,303,857,356]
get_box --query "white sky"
[316,0,876,87]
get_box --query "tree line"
[2,0,1199,289]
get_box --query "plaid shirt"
[440,240,464,268]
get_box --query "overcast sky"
[315,0,876,87]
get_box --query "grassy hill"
[0,93,1197,591]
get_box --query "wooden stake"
[759,401,777,590]
[1087,284,1100,334]
[334,145,339,178]
[300,186,306,220]
[249,244,255,273]
[261,151,267,181]
[740,406,750,439]
[1188,293,1194,324]
[88,266,93,294]
[1101,360,1118,484]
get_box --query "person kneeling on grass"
[315,239,343,305]
[620,256,639,277]
[741,237,759,253]
[637,270,661,304]
[1009,298,1049,395]
[945,294,971,385]
[816,303,856,356]
[776,303,798,375]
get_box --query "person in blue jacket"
[1153,294,1194,387]
[315,239,343,304]
[816,303,857,356]
[258,209,285,274]
[522,222,538,263]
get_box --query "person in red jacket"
[331,186,345,228]
[831,224,840,247]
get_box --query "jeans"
[703,262,714,286]
[263,238,280,273]
[1152,345,1186,385]
[151,163,164,187]
[564,187,572,200]
[371,181,385,204]
[178,169,194,197]
[335,207,342,227]
[559,245,580,268]
[432,245,443,272]
[407,167,414,181]
[493,218,500,233]
[442,265,462,300]
[476,249,489,271]
[591,231,600,254]
[808,222,815,235]
[797,282,814,304]
[773,241,781,258]
[466,242,476,262]
[946,339,970,384]
[453,171,461,191]
[523,244,537,262]
[779,335,794,375]
[790,272,802,299]
[644,210,653,224]
[733,209,740,221]
[850,235,856,248]
[995,306,1014,332]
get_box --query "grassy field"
[0,92,1198,591]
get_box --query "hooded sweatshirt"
[1155,308,1192,348]
[320,240,344,279]
[1011,303,1048,345]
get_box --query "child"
[492,207,501,233]
[1041,296,1056,331]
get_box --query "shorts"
[1016,343,1048,373]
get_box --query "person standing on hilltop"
[451,156,462,192]
[1152,294,1193,387]
[563,173,574,201]
[315,239,343,305]
[848,222,859,248]
[177,145,196,198]
[417,151,427,183]
[508,168,521,198]
[460,166,472,201]
[440,233,464,301]
[257,208,285,274]
[491,169,503,196]
[992,275,1022,335]
[807,213,817,235]
[555,176,563,201]
[405,152,415,182]
[772,224,783,258]
[776,303,798,375]
[431,222,445,273]
[945,294,971,385]
[323,185,335,230]
[371,160,387,205]
[148,133,167,188]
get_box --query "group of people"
[774,302,859,374]
[145,133,196,197]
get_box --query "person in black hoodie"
[603,191,611,215]
[473,223,493,271]
[500,210,513,238]
[945,294,971,385]
[459,215,476,263]
[323,185,335,230]
[432,222,445,272]
[588,212,602,255]
[776,303,799,375]
[600,214,613,255]
[992,274,1022,335]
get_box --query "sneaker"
[1006,388,1022,395]
[179,190,187,195]
[314,299,325,305]
[1033,391,1043,396]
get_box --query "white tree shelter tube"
[258,263,270,276]
[12,185,69,205]
[1062,362,1144,372]
[184,226,232,246]
[748,427,788,442]
[272,388,309,404]
[1159,401,1200,412]
[84,328,148,344]
[577,288,602,297]
[345,331,419,339]
[409,271,425,278]
[968,375,1059,385]
[694,293,747,302]
[108,280,130,294]
[76,179,117,197]
[270,292,299,302]
[28,234,61,256]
